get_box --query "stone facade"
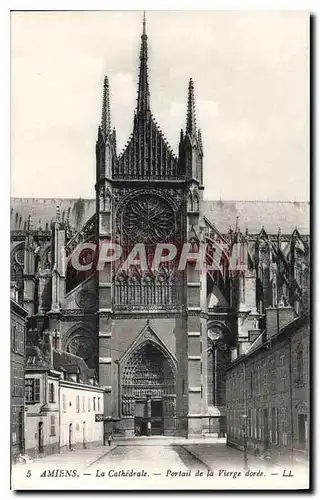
[24,370,60,458]
[10,16,310,439]
[24,330,104,458]
[10,293,28,460]
[59,381,104,452]
[225,310,310,464]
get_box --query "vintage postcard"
[10,10,310,490]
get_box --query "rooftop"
[11,197,309,235]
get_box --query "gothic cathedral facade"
[95,17,207,436]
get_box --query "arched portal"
[121,341,176,435]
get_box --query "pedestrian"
[147,421,151,436]
[108,434,112,446]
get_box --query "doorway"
[38,422,44,453]
[298,414,307,449]
[69,423,73,450]
[82,422,86,449]
[122,341,176,435]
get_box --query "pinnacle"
[101,75,111,137]
[186,77,197,136]
[136,12,150,115]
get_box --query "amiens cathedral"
[11,16,309,436]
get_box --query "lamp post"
[241,414,248,470]
[241,357,249,471]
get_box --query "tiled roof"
[11,197,309,235]
[25,344,97,384]
[11,198,96,232]
[202,200,309,235]
[53,349,97,384]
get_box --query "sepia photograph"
[10,9,310,490]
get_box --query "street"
[11,439,309,490]
[89,443,209,473]
[20,438,278,472]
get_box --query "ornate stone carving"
[121,341,176,417]
[122,193,175,244]
[15,245,25,266]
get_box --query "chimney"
[238,341,251,356]
[265,306,295,339]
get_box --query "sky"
[11,10,309,201]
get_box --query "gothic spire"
[101,75,111,137]
[186,78,197,137]
[136,11,150,116]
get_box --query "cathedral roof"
[202,199,309,235]
[11,197,309,235]
[11,197,96,232]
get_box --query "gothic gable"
[118,321,177,372]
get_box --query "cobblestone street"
[89,443,208,473]
[17,437,277,472]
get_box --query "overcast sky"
[11,10,309,201]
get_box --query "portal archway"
[121,341,176,435]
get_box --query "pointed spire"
[235,216,239,233]
[27,214,32,231]
[137,11,150,116]
[101,75,111,137]
[56,205,61,223]
[186,78,197,136]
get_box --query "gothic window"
[122,193,175,244]
[296,344,304,385]
[193,192,199,212]
[11,262,24,304]
[66,328,95,361]
[105,189,112,212]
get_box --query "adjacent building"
[226,307,310,464]
[10,290,28,460]
[59,379,104,452]
[24,330,105,457]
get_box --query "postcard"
[10,9,310,491]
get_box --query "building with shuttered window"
[225,308,309,465]
[24,330,105,457]
[10,293,28,460]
